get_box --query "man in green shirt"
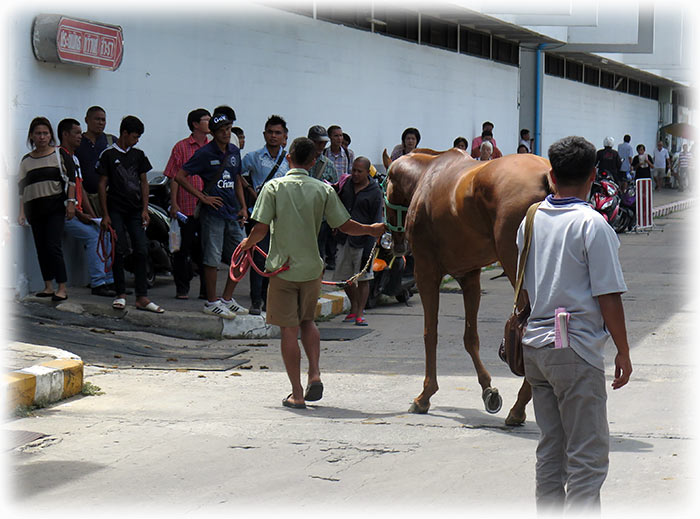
[239,137,385,409]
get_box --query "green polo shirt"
[251,168,350,282]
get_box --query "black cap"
[209,114,232,133]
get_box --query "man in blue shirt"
[175,114,248,319]
[241,114,290,315]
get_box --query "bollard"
[635,178,653,230]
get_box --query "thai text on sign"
[56,18,123,70]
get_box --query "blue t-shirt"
[183,140,242,220]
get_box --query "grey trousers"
[524,345,609,515]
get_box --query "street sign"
[32,14,124,71]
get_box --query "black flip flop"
[36,291,54,298]
[304,381,324,402]
[282,394,306,409]
[51,294,68,302]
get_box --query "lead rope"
[97,225,117,273]
[229,241,378,289]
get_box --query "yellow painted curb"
[43,359,84,399]
[5,372,36,409]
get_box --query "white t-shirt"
[516,196,627,371]
[653,147,669,169]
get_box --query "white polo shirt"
[516,195,627,371]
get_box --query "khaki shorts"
[334,241,373,283]
[266,276,322,327]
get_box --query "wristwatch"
[64,198,77,207]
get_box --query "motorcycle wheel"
[396,288,412,304]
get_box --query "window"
[545,53,564,77]
[628,79,640,95]
[492,37,519,66]
[420,17,458,51]
[614,75,628,93]
[461,27,490,59]
[600,70,614,89]
[372,8,419,43]
[565,60,583,82]
[316,3,372,31]
[651,86,659,101]
[640,82,652,98]
[584,66,600,86]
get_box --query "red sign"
[56,17,123,70]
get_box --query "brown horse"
[382,148,553,425]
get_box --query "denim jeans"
[110,208,148,297]
[64,217,114,288]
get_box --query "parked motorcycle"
[589,172,629,233]
[366,232,415,309]
[616,178,636,233]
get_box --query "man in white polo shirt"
[519,135,633,515]
[652,140,670,190]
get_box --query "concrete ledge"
[652,198,696,218]
[316,290,350,319]
[4,356,84,410]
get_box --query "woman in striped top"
[18,117,76,300]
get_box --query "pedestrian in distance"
[212,105,240,148]
[175,113,248,319]
[239,137,385,409]
[652,140,670,190]
[18,117,76,301]
[517,144,529,154]
[98,115,164,313]
[75,106,117,216]
[232,127,245,150]
[520,135,632,514]
[58,117,116,297]
[631,144,653,180]
[478,140,493,161]
[519,128,532,152]
[164,108,211,300]
[335,157,383,327]
[390,127,421,160]
[240,114,291,315]
[323,125,354,177]
[471,121,498,158]
[453,137,468,151]
[618,134,634,182]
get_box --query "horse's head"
[382,152,421,257]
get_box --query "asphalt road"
[4,208,698,518]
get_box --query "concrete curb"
[4,346,84,411]
[652,197,696,218]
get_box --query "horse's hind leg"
[505,379,531,426]
[455,269,502,414]
[409,260,442,414]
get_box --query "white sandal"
[112,298,126,310]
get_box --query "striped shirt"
[679,151,692,169]
[18,148,75,221]
[164,134,207,216]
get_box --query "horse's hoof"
[505,410,526,426]
[482,387,503,414]
[408,401,430,414]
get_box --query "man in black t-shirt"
[98,115,164,314]
[595,137,623,186]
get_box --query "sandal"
[136,301,165,314]
[112,298,126,310]
[355,317,368,327]
[343,313,357,322]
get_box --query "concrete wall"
[541,74,659,155]
[5,4,521,293]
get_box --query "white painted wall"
[541,75,659,156]
[4,4,521,292]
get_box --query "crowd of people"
[18,108,692,319]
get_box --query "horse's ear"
[382,148,392,170]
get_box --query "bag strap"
[512,201,542,310]
[260,151,285,189]
[202,151,230,196]
[54,147,70,194]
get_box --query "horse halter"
[382,176,410,233]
